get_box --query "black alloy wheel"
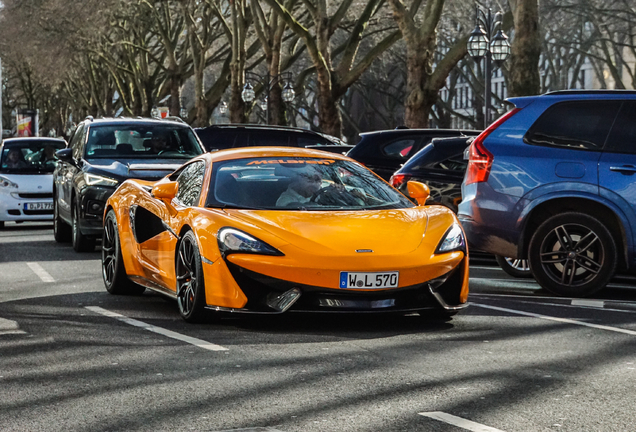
[71,198,96,252]
[528,212,617,298]
[102,210,145,295]
[53,193,71,243]
[495,255,533,278]
[175,231,207,323]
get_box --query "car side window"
[525,101,621,151]
[70,124,86,159]
[174,161,205,207]
[382,139,417,159]
[605,101,636,154]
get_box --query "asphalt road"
[1,222,636,432]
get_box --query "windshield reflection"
[206,157,415,211]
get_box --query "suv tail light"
[465,108,520,185]
[390,174,411,188]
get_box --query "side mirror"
[56,148,74,164]
[152,180,178,201]
[406,180,430,206]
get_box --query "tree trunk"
[315,67,342,137]
[403,46,438,128]
[168,72,182,117]
[507,0,541,96]
[267,50,284,126]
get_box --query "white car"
[0,137,67,228]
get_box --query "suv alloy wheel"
[528,212,617,297]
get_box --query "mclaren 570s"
[101,147,469,322]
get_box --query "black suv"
[347,128,480,181]
[53,117,204,252]
[194,124,354,154]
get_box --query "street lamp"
[467,7,511,128]
[218,101,228,115]
[241,71,295,124]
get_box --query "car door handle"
[609,165,636,174]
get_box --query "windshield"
[85,124,203,159]
[0,140,66,173]
[206,157,414,211]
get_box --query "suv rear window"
[382,139,417,159]
[525,101,621,150]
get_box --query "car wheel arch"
[520,196,630,271]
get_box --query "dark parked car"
[459,90,636,297]
[194,124,354,154]
[53,117,204,252]
[390,136,531,278]
[347,128,480,181]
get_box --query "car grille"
[18,193,53,199]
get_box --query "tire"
[0,221,4,229]
[528,212,617,298]
[175,231,207,323]
[495,255,533,278]
[71,198,95,252]
[102,210,145,295]
[53,194,71,243]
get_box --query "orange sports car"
[101,147,469,322]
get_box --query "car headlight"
[217,227,283,257]
[85,173,119,187]
[435,223,466,254]
[0,176,18,189]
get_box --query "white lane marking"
[470,294,636,314]
[474,303,636,336]
[26,262,55,283]
[571,299,605,308]
[0,317,26,335]
[470,277,538,284]
[419,412,505,432]
[85,306,228,351]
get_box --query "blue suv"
[459,90,636,297]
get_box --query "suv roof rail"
[545,89,636,95]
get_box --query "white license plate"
[24,202,53,210]
[339,271,399,289]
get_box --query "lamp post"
[467,7,511,129]
[241,71,295,124]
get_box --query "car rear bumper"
[458,183,525,258]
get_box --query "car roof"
[508,89,636,109]
[359,128,480,138]
[83,117,191,128]
[197,123,323,134]
[196,146,352,164]
[1,137,66,148]
[3,137,66,143]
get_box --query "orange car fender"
[180,210,248,309]
[105,183,147,279]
